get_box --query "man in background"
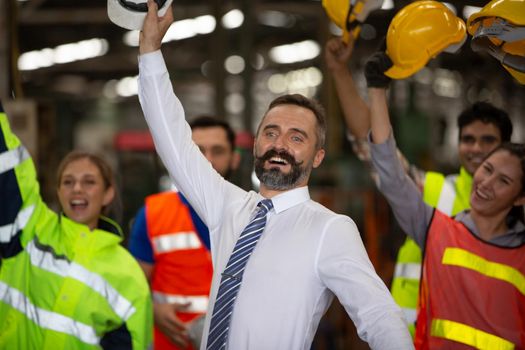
[128,116,240,350]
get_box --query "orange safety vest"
[415,210,525,350]
[146,191,213,350]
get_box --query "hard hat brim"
[384,63,420,79]
[108,0,174,31]
[504,64,525,84]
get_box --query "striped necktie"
[206,199,274,350]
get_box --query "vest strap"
[442,247,525,295]
[153,292,209,313]
[436,176,457,215]
[0,205,34,243]
[152,231,202,253]
[0,281,100,345]
[431,318,515,350]
[394,262,421,280]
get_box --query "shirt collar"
[60,212,122,237]
[262,186,310,214]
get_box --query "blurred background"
[1,0,524,348]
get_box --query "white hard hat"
[108,0,173,30]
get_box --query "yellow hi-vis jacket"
[391,168,472,337]
[0,104,152,349]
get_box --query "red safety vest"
[415,210,525,350]
[146,191,213,350]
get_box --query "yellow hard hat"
[322,0,384,43]
[467,0,525,84]
[467,0,525,33]
[385,0,467,79]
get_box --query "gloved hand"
[364,52,393,88]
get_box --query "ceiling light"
[222,9,244,29]
[268,40,321,64]
[267,66,322,94]
[18,39,108,71]
[116,76,138,97]
[164,15,216,42]
[224,55,245,75]
[123,15,216,47]
[251,54,265,70]
[258,11,295,28]
[225,93,245,114]
[381,0,394,10]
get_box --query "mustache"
[257,149,303,166]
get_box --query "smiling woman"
[367,81,525,348]
[0,101,152,349]
[56,151,117,230]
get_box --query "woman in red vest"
[365,57,525,348]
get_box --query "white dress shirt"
[138,50,413,350]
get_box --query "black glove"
[364,52,393,88]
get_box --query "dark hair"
[56,151,121,219]
[259,94,327,149]
[487,143,525,224]
[189,115,236,151]
[457,102,512,142]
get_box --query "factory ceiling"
[6,0,508,103]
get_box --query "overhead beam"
[19,9,111,25]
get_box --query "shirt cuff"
[138,50,168,76]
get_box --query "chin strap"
[471,19,525,73]
[474,18,525,43]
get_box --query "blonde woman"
[0,101,152,349]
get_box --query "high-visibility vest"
[391,169,472,337]
[145,192,213,350]
[415,210,525,349]
[0,107,152,349]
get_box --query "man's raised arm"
[136,0,236,229]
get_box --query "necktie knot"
[258,198,273,215]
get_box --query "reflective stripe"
[442,247,525,296]
[153,292,209,313]
[153,232,202,253]
[0,145,30,174]
[26,239,136,321]
[394,262,421,280]
[431,318,514,350]
[0,205,35,243]
[436,176,457,215]
[0,281,100,345]
[401,307,417,324]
